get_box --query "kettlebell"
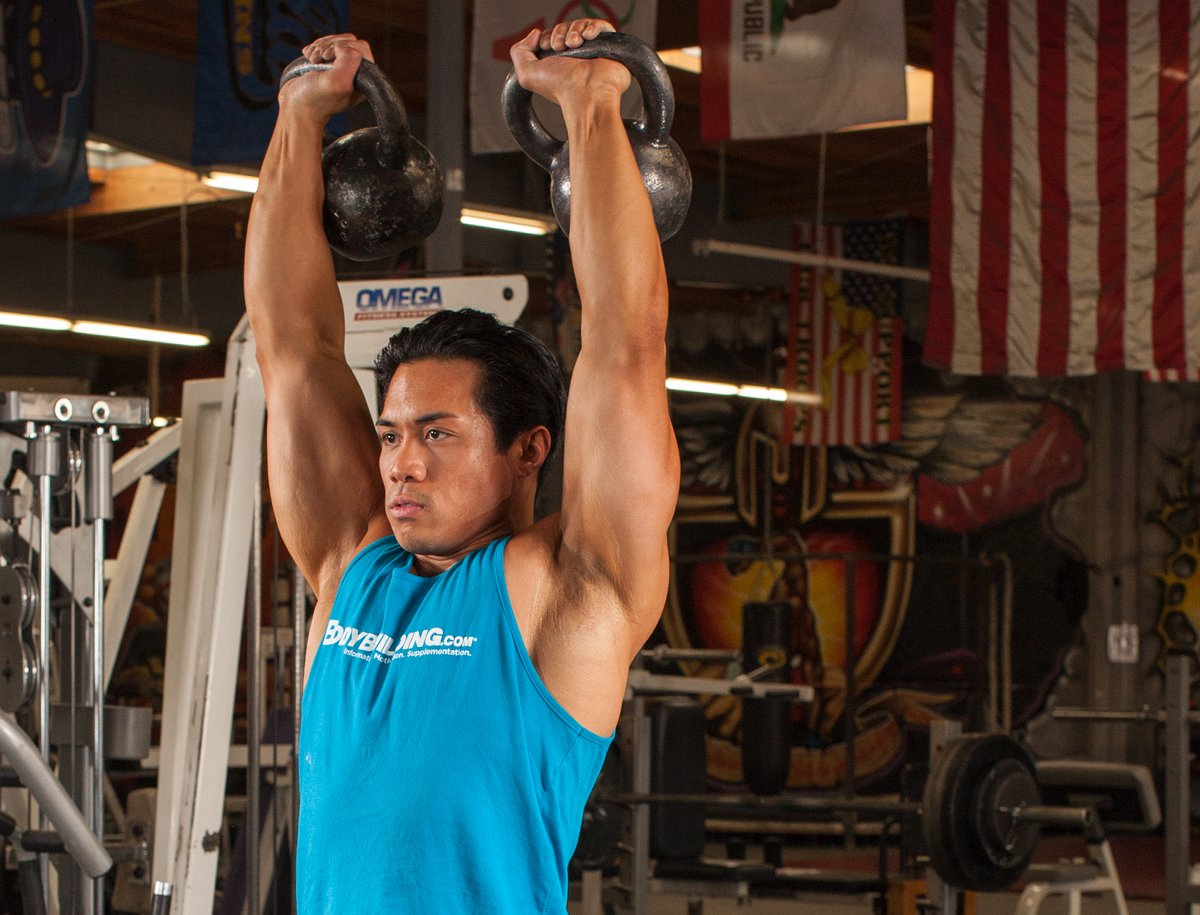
[501,32,692,241]
[279,57,443,262]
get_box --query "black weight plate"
[922,733,977,890]
[924,734,1040,892]
[975,758,1041,868]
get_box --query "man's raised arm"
[510,22,681,648]
[245,35,390,599]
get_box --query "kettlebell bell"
[279,57,443,262]
[501,32,692,241]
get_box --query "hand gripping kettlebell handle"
[279,57,411,169]
[501,31,676,171]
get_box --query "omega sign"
[353,286,444,322]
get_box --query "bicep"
[260,347,390,593]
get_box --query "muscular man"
[244,19,679,914]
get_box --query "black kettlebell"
[501,32,692,241]
[279,57,443,262]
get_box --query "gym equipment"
[278,57,443,262]
[1052,650,1199,915]
[740,601,792,796]
[0,391,152,915]
[501,31,692,241]
[1016,759,1159,915]
[610,650,1118,914]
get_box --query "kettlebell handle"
[279,57,411,170]
[502,31,676,172]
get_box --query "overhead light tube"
[666,376,822,406]
[71,321,210,347]
[0,312,73,331]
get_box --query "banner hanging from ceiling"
[469,0,658,155]
[925,0,1200,378]
[698,0,906,141]
[193,0,348,166]
[0,0,93,219]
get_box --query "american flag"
[791,222,904,447]
[924,0,1200,378]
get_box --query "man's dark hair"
[374,309,566,487]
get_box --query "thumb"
[510,28,540,69]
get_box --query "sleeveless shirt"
[296,535,613,914]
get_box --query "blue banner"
[0,0,93,219]
[193,0,348,166]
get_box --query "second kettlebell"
[501,32,693,242]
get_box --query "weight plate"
[923,734,976,890]
[923,733,1041,892]
[975,758,1041,868]
[0,564,37,628]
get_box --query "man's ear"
[511,426,552,479]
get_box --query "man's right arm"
[244,35,391,601]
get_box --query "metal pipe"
[0,713,111,876]
[247,477,262,915]
[636,647,739,665]
[425,0,465,272]
[85,427,114,915]
[625,670,813,701]
[603,791,918,817]
[148,881,173,915]
[27,424,60,770]
[692,238,932,283]
[1164,653,1200,914]
[630,696,650,915]
[1050,706,1182,723]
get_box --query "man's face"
[376,357,517,562]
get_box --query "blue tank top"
[297,535,613,914]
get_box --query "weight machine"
[0,391,167,915]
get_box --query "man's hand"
[509,19,631,108]
[280,33,373,123]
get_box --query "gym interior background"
[0,0,1195,913]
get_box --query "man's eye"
[381,432,397,445]
[426,429,444,441]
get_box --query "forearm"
[564,97,669,356]
[244,108,344,361]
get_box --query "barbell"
[594,732,1100,893]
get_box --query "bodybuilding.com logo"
[323,619,478,664]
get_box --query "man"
[244,18,679,914]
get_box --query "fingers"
[301,33,374,65]
[534,17,614,53]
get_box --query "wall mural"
[661,224,1092,791]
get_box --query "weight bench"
[1014,760,1161,915]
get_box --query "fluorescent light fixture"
[201,171,260,194]
[660,46,701,73]
[72,321,210,347]
[460,206,557,236]
[666,376,822,406]
[0,311,73,331]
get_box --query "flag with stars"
[791,221,904,446]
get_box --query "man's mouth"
[389,498,424,520]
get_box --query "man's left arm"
[513,21,681,652]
